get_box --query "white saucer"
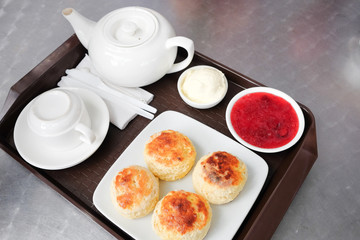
[14,87,110,170]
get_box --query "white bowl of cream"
[177,65,228,109]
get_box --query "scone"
[111,165,159,219]
[144,130,196,181]
[152,190,212,240]
[192,151,247,204]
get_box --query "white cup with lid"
[27,88,96,151]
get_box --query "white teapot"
[62,7,194,88]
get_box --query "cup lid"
[103,7,159,47]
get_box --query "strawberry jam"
[230,92,299,149]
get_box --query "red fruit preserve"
[230,92,299,149]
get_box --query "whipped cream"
[180,67,227,104]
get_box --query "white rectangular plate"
[93,110,268,240]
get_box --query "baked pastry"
[111,165,159,219]
[152,190,212,240]
[192,151,247,204]
[144,130,196,181]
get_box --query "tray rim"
[0,34,318,240]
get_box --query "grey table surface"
[1,0,359,239]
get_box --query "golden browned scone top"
[201,151,244,187]
[113,166,153,210]
[159,190,210,235]
[145,130,195,167]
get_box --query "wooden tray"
[0,34,318,240]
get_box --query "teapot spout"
[62,8,95,49]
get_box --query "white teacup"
[27,88,96,151]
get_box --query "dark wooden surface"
[0,35,317,240]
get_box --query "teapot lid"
[103,7,158,47]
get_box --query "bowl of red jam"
[225,87,305,153]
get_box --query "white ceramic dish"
[177,65,228,109]
[14,87,110,170]
[225,87,305,153]
[93,110,268,240]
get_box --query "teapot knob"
[116,21,138,39]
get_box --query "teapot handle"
[166,37,194,74]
